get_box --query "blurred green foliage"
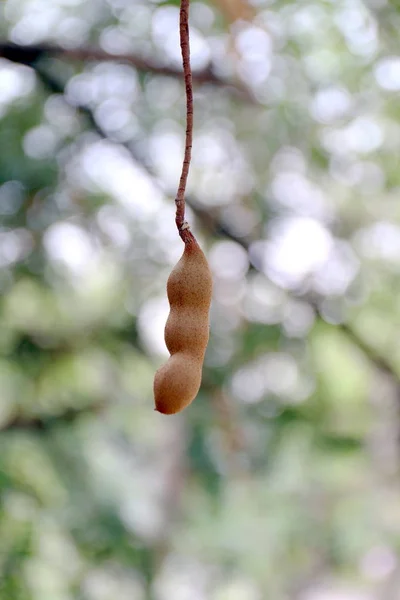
[1,0,400,599]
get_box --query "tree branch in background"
[339,321,397,378]
[212,389,249,478]
[188,204,400,384]
[1,403,105,434]
[0,42,256,104]
[152,421,189,571]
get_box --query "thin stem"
[175,0,194,243]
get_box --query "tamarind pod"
[164,307,209,358]
[154,352,203,414]
[154,238,213,415]
[166,239,212,309]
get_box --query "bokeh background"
[1,0,400,598]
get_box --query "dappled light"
[1,0,400,598]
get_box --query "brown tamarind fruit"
[154,236,212,415]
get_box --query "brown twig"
[175,0,195,245]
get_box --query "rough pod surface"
[154,237,212,414]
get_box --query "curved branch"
[0,41,256,104]
[1,403,105,434]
